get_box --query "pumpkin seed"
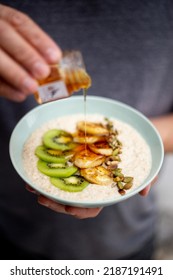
[123,176,134,183]
[113,176,123,182]
[117,181,124,189]
[124,182,133,190]
[112,148,119,156]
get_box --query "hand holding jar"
[0,4,60,101]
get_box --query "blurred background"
[153,154,173,259]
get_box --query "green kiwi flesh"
[37,159,78,177]
[35,146,67,163]
[43,129,75,151]
[50,176,89,192]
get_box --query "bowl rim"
[9,95,164,207]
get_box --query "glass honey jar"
[34,50,91,104]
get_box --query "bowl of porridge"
[9,95,164,207]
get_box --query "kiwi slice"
[43,129,75,151]
[35,146,67,163]
[37,159,78,177]
[50,176,89,192]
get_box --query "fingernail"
[23,77,38,92]
[38,196,49,207]
[33,61,50,78]
[25,185,37,194]
[65,206,77,215]
[46,47,62,63]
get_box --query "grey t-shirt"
[0,0,173,259]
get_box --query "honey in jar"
[34,50,91,104]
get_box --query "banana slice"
[73,131,105,144]
[74,149,105,168]
[73,144,86,152]
[81,166,113,185]
[77,121,109,136]
[88,142,113,156]
[63,144,86,161]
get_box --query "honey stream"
[83,88,87,151]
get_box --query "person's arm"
[0,4,61,101]
[150,113,173,153]
[139,113,173,196]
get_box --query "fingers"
[65,205,103,219]
[0,5,62,63]
[139,184,151,196]
[25,184,38,194]
[0,78,27,102]
[0,19,50,80]
[26,185,103,219]
[38,195,103,219]
[139,176,158,196]
[0,4,62,101]
[0,49,38,94]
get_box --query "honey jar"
[34,50,91,104]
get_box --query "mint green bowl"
[9,95,164,207]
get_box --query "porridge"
[22,114,152,203]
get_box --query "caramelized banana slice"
[70,144,86,154]
[77,121,109,136]
[81,166,113,185]
[73,131,105,144]
[88,142,113,156]
[74,149,105,168]
[63,144,86,161]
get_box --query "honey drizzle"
[83,88,87,151]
